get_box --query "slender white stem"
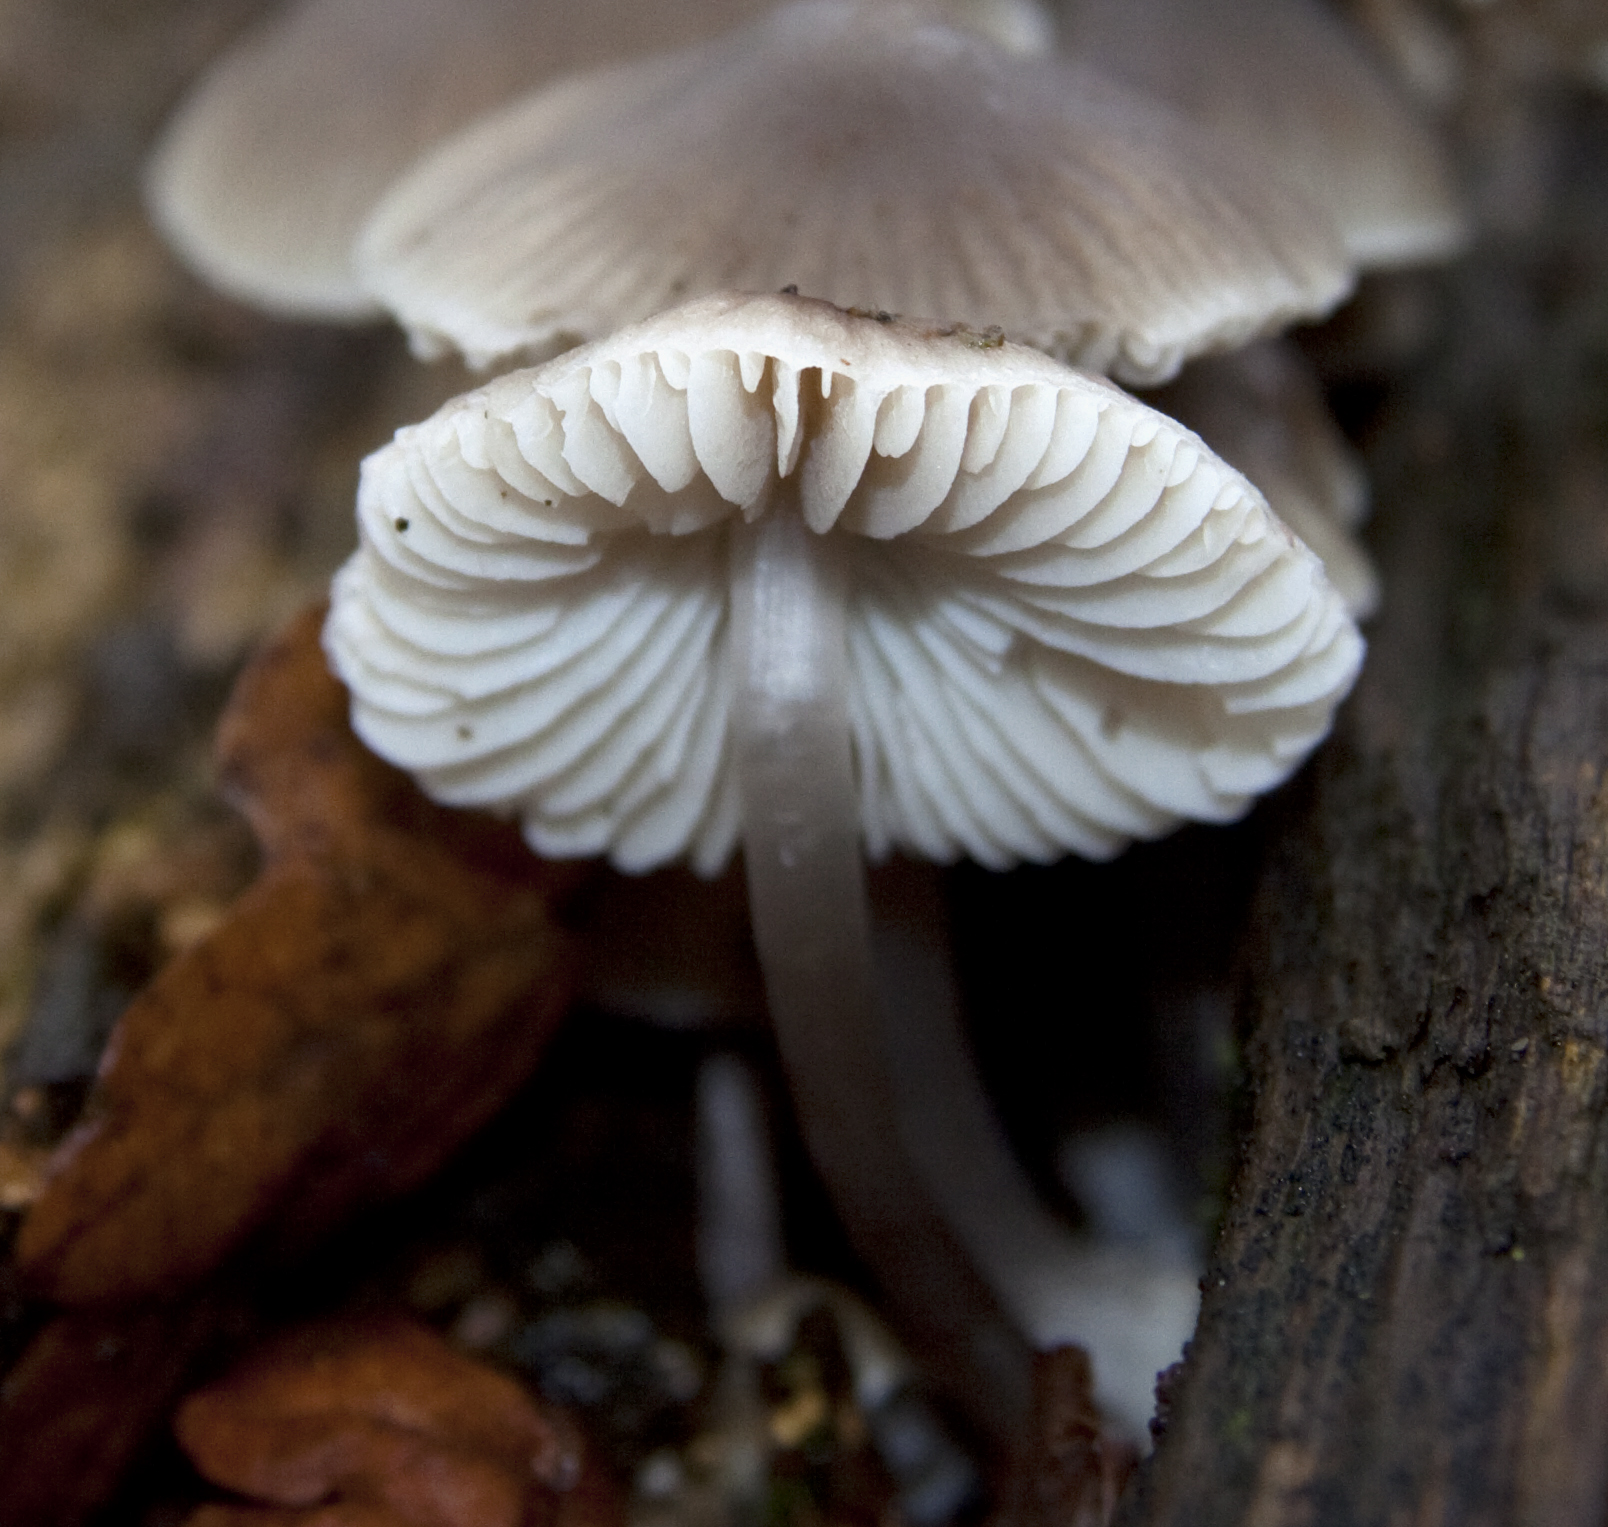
[696,1053,787,1323]
[870,862,1201,1438]
[729,502,1030,1436]
[872,862,1078,1300]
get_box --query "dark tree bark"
[1125,189,1608,1526]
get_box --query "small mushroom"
[1047,0,1468,626]
[1053,0,1468,269]
[144,0,770,318]
[325,290,1363,1433]
[353,0,1352,381]
[867,857,1206,1437]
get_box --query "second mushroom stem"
[729,499,1201,1442]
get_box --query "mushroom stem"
[729,506,1198,1439]
[870,862,1202,1437]
[729,502,1031,1435]
[872,863,1105,1303]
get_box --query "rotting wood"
[1125,220,1608,1526]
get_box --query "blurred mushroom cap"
[354,0,1352,383]
[1055,0,1467,268]
[325,291,1362,875]
[145,0,771,318]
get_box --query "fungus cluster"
[148,0,1464,1444]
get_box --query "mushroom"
[144,0,771,318]
[145,0,1058,319]
[1052,0,1468,270]
[351,0,1353,381]
[866,857,1208,1436]
[324,290,1364,1432]
[1043,0,1473,624]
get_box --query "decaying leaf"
[988,1348,1138,1527]
[177,1315,622,1527]
[16,603,585,1304]
[0,1296,240,1527]
[0,1135,51,1209]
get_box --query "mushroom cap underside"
[324,292,1364,874]
[1150,341,1380,619]
[355,0,1353,384]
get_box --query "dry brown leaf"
[0,1135,51,1208]
[989,1347,1139,1527]
[16,604,587,1305]
[0,1297,239,1527]
[176,1315,622,1527]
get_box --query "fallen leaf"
[17,604,586,1304]
[988,1347,1139,1527]
[0,1136,51,1209]
[0,1297,239,1527]
[176,1315,622,1527]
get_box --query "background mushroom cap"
[144,0,1060,319]
[354,0,1353,384]
[1054,0,1468,269]
[325,291,1363,875]
[954,0,1058,53]
[144,0,771,318]
[1150,340,1381,619]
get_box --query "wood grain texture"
[1126,230,1608,1526]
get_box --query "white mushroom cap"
[1054,0,1468,268]
[145,0,770,318]
[954,0,1058,54]
[325,292,1363,874]
[1150,340,1381,619]
[354,1,1353,384]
